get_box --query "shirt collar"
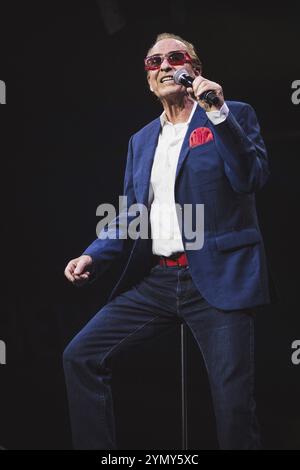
[159,100,198,127]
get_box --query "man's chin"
[159,87,185,99]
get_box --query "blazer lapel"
[133,105,209,203]
[134,118,161,204]
[175,105,209,180]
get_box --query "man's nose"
[160,57,172,71]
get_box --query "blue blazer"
[83,101,271,310]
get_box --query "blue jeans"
[63,264,261,450]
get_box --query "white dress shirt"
[149,101,229,256]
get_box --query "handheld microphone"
[173,68,220,106]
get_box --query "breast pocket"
[186,143,224,188]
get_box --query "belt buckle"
[159,253,186,268]
[159,256,166,267]
[173,252,184,267]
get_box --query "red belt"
[159,252,188,267]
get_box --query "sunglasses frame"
[144,50,192,71]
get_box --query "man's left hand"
[188,75,225,112]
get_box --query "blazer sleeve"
[82,135,136,276]
[213,103,270,193]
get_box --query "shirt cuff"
[206,102,229,125]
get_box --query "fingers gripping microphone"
[173,68,220,106]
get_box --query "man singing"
[64,33,270,449]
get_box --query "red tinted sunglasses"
[144,50,192,71]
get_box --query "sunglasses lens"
[168,52,185,64]
[145,55,162,69]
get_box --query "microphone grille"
[173,68,189,85]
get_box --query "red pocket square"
[189,127,214,148]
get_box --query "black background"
[0,0,300,450]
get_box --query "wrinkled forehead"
[149,38,187,56]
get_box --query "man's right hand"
[64,255,94,287]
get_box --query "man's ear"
[147,74,154,92]
[193,68,201,77]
